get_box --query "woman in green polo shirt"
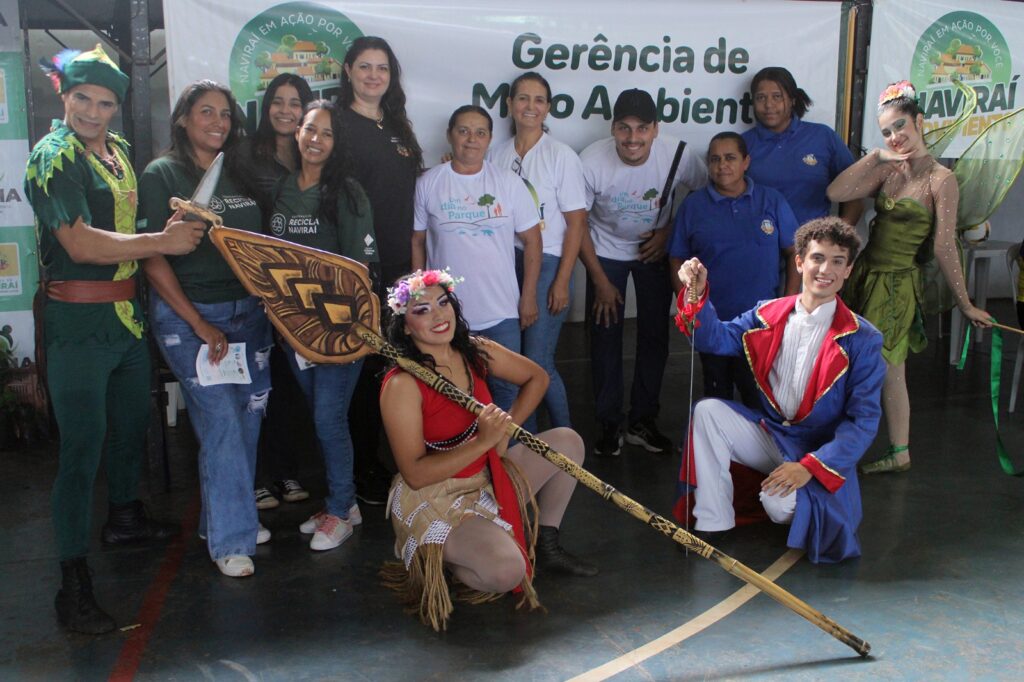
[138,80,272,578]
[271,100,378,551]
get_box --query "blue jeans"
[474,317,520,412]
[586,256,670,427]
[284,346,362,519]
[151,294,272,561]
[516,250,572,431]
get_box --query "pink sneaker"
[310,514,353,551]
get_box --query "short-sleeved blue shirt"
[742,116,854,225]
[669,178,798,320]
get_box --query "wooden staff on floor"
[206,225,871,658]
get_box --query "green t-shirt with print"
[270,173,378,262]
[137,155,262,303]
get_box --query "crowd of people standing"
[26,36,994,635]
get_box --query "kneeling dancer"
[675,218,885,563]
[379,270,596,631]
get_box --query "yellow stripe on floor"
[569,548,805,682]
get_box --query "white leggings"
[691,400,796,532]
[442,427,584,593]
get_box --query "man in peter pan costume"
[25,44,205,634]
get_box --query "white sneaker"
[310,514,353,551]
[300,504,361,533]
[215,555,254,577]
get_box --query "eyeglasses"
[511,157,522,176]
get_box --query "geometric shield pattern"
[209,226,379,364]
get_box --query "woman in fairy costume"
[827,81,992,474]
[379,270,596,631]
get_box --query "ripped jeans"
[152,294,272,560]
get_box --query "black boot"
[101,500,180,545]
[55,558,116,635]
[535,526,598,577]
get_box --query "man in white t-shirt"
[579,89,707,457]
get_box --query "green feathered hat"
[41,43,130,103]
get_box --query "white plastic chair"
[1005,242,1024,412]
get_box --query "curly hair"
[794,216,862,262]
[338,36,423,172]
[384,282,489,377]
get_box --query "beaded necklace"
[424,354,479,452]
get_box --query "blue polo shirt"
[742,116,854,225]
[669,178,797,320]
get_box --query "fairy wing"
[209,226,380,364]
[954,107,1024,230]
[924,79,977,160]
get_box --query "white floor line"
[568,548,805,682]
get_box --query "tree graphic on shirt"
[643,188,658,210]
[478,194,496,218]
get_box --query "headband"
[878,80,916,113]
[386,269,464,315]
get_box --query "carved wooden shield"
[210,226,379,364]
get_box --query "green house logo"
[910,11,1018,133]
[229,2,363,132]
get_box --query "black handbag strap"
[656,140,686,225]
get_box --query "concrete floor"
[2,303,1024,681]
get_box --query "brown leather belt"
[47,279,137,303]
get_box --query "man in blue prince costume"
[674,217,885,563]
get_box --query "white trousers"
[690,399,797,531]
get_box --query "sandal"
[860,445,911,475]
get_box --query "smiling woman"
[826,80,993,475]
[137,79,273,578]
[411,105,543,413]
[268,100,378,552]
[378,271,596,631]
[487,72,588,433]
[241,73,314,197]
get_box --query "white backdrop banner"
[867,0,1024,157]
[165,0,845,161]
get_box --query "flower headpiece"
[878,80,916,113]
[38,44,130,103]
[386,268,464,315]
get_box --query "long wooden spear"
[206,225,871,657]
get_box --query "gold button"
[782,420,791,427]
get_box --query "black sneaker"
[625,419,672,454]
[594,423,622,457]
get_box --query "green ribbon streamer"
[957,321,1024,476]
